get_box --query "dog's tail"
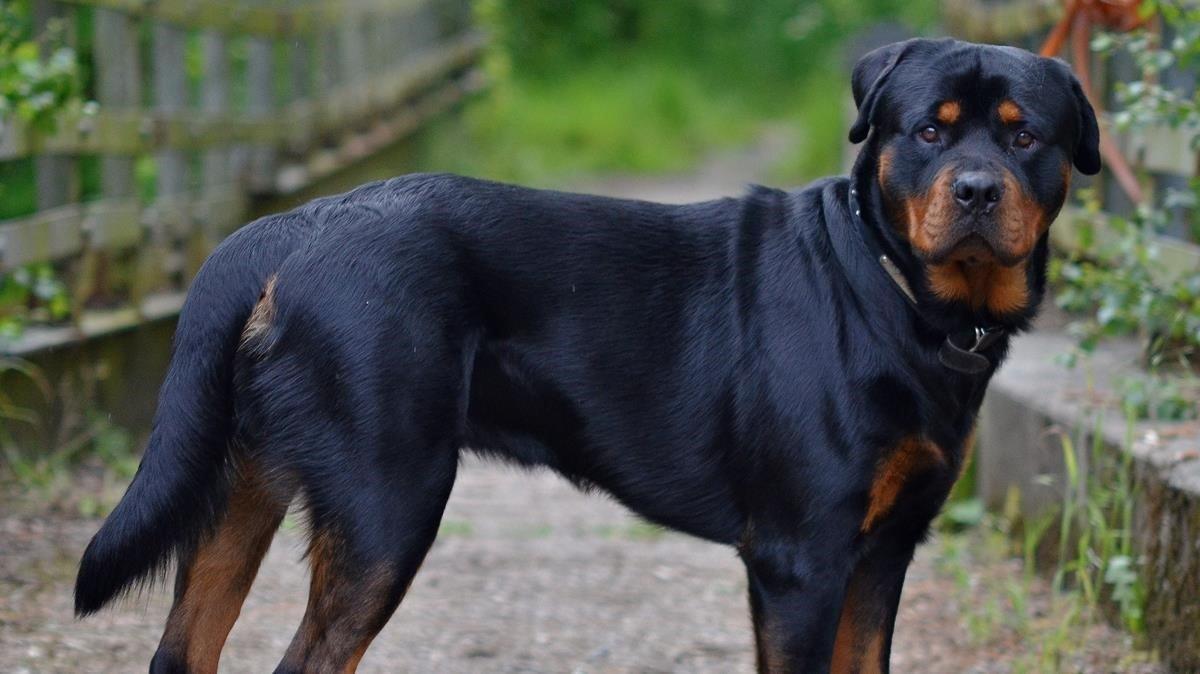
[74,215,308,616]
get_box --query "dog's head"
[850,39,1100,315]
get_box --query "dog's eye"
[919,126,940,143]
[1013,130,1036,149]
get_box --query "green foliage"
[1052,5,1200,366]
[1092,1,1200,144]
[429,0,936,184]
[770,66,850,182]
[1052,190,1200,365]
[0,357,137,514]
[1051,421,1144,635]
[933,527,1113,671]
[0,156,37,219]
[0,1,83,220]
[425,58,763,181]
[0,1,79,132]
[478,0,930,84]
[0,2,85,338]
[437,520,475,537]
[938,412,1149,653]
[0,261,71,338]
[1114,372,1198,421]
[941,495,986,529]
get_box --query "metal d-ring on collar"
[847,185,1004,376]
[939,325,1004,375]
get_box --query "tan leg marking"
[157,463,285,674]
[831,571,889,674]
[277,531,403,673]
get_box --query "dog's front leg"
[741,536,855,674]
[828,537,916,674]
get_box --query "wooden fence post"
[202,33,231,190]
[31,0,78,211]
[339,7,368,124]
[246,35,277,193]
[4,0,484,355]
[92,9,140,200]
[91,7,142,315]
[316,26,339,144]
[152,22,189,288]
[288,29,313,157]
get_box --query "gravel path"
[3,459,756,673]
[0,458,1162,673]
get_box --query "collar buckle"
[968,326,1003,353]
[939,325,1004,375]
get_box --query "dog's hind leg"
[150,459,290,674]
[273,448,459,674]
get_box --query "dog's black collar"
[847,185,1005,376]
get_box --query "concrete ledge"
[978,327,1200,669]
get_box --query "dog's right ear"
[848,40,917,144]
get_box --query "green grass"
[421,54,846,187]
[933,407,1153,670]
[587,520,668,541]
[1,356,139,516]
[438,519,475,537]
[769,66,849,183]
[931,523,1155,672]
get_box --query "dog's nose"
[952,172,1002,214]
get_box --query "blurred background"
[0,0,1197,672]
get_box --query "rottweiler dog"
[76,38,1099,673]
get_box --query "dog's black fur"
[76,38,1100,673]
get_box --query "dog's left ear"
[848,40,916,144]
[1068,76,1102,175]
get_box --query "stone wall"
[977,327,1200,670]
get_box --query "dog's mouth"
[945,233,994,266]
[921,223,1026,267]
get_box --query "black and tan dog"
[76,38,1099,673]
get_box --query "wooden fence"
[944,0,1200,261]
[0,0,482,356]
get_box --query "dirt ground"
[0,142,1166,673]
[0,457,1164,673]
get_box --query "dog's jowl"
[76,38,1099,674]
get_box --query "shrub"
[1051,4,1200,369]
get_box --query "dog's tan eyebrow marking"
[936,100,961,124]
[998,99,1022,124]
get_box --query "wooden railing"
[0,0,483,355]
